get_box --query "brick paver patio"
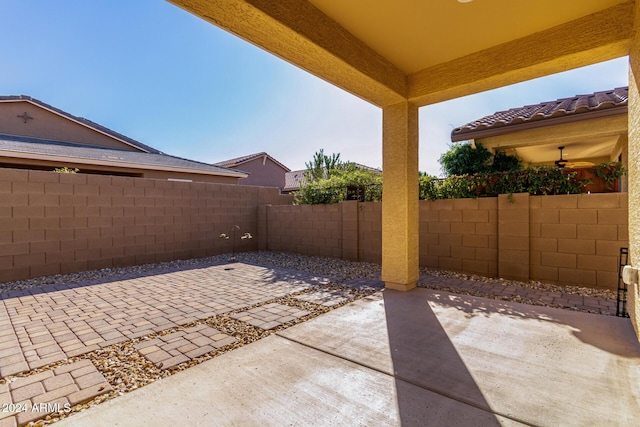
[0,360,111,426]
[0,262,345,427]
[134,324,237,369]
[0,260,618,427]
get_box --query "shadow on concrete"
[383,290,504,426]
[423,289,640,358]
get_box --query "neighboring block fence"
[1,168,292,282]
[260,193,628,290]
[1,168,629,291]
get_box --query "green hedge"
[419,163,624,200]
[294,167,382,205]
[295,163,624,204]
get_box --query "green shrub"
[439,142,492,176]
[418,175,440,200]
[491,150,522,172]
[593,161,626,190]
[53,166,79,174]
[295,166,382,204]
[439,142,522,177]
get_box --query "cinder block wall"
[358,202,381,263]
[262,194,627,290]
[265,203,343,258]
[1,168,292,282]
[2,168,629,292]
[498,194,529,281]
[529,193,628,288]
[420,198,498,277]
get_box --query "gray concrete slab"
[56,333,520,427]
[280,289,640,426]
[57,288,640,427]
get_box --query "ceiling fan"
[555,146,568,168]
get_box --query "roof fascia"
[451,105,628,142]
[0,98,153,153]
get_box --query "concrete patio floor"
[56,287,640,427]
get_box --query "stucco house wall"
[236,156,287,188]
[0,101,135,151]
[214,152,290,189]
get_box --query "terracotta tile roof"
[214,152,291,172]
[451,87,628,142]
[0,95,163,154]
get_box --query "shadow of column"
[383,290,503,426]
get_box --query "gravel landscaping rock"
[0,251,616,301]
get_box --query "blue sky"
[0,0,630,176]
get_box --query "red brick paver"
[0,262,336,426]
[0,263,313,375]
[134,324,237,369]
[232,303,310,330]
[0,303,27,378]
[0,360,110,427]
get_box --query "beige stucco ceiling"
[476,112,628,165]
[512,136,621,166]
[308,0,627,74]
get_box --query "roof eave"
[216,153,291,172]
[451,105,628,142]
[0,150,248,178]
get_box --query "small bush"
[53,166,79,174]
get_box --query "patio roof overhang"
[168,0,634,108]
[166,0,640,339]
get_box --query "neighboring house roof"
[283,163,382,192]
[0,95,162,154]
[0,133,247,178]
[451,87,628,142]
[283,169,307,192]
[214,152,291,172]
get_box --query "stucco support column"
[381,101,419,291]
[627,1,640,339]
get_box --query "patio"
[0,258,376,426]
[57,280,640,426]
[0,254,638,426]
